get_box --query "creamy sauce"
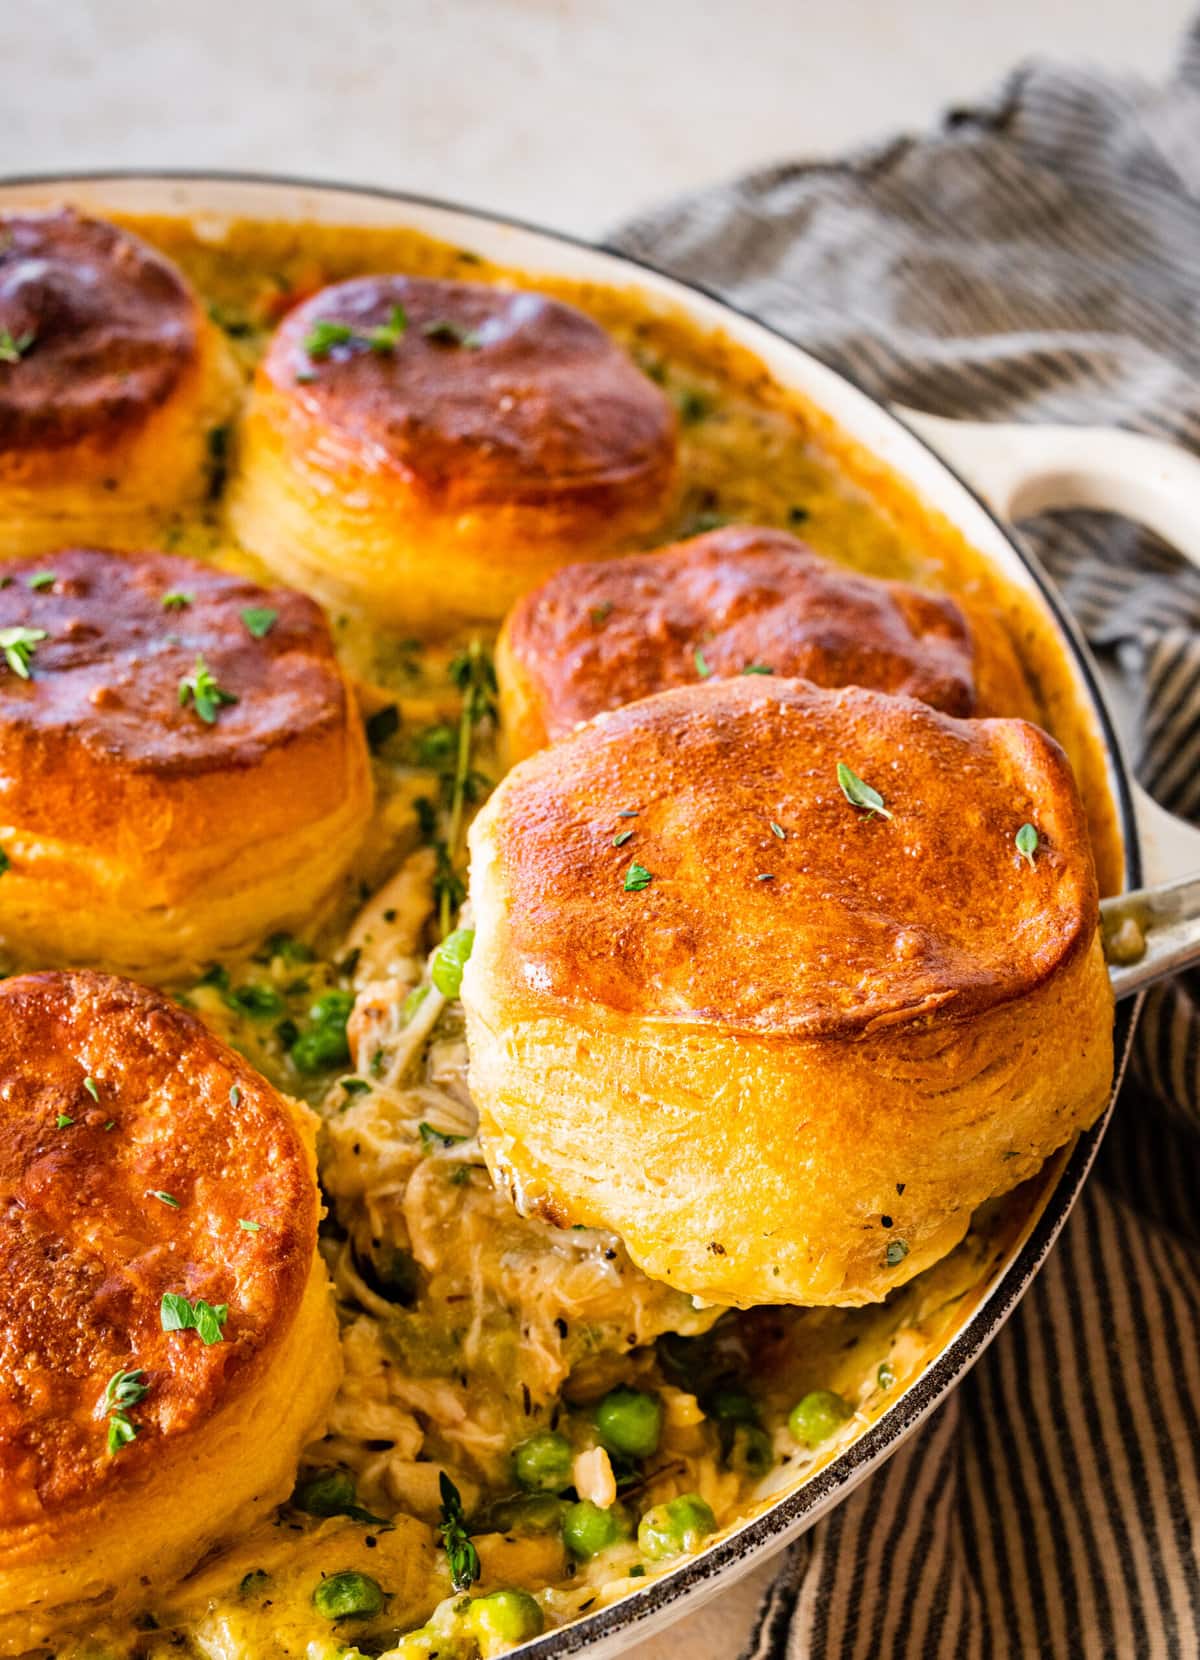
[37,212,1121,1660]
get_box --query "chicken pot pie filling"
[0,211,1120,1660]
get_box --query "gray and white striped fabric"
[611,25,1200,1660]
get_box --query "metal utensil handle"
[1101,876,1200,999]
[895,410,1200,996]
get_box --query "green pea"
[787,1389,852,1449]
[294,1468,357,1516]
[707,1387,759,1425]
[594,1385,663,1459]
[637,1493,717,1560]
[291,1024,350,1073]
[562,1499,632,1559]
[431,928,475,999]
[486,1493,566,1535]
[312,1570,385,1620]
[463,1588,545,1654]
[291,989,355,1074]
[513,1429,573,1493]
[728,1422,774,1479]
[311,989,355,1027]
[638,1493,717,1560]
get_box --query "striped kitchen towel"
[611,22,1200,1660]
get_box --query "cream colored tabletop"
[3,0,1191,1652]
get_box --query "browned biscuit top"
[473,676,1097,1040]
[261,275,676,507]
[0,972,316,1524]
[0,546,349,778]
[0,209,199,452]
[502,525,980,734]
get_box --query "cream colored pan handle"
[895,409,1200,998]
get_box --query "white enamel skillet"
[1,172,1198,1658]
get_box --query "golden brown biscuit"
[228,275,678,631]
[0,971,339,1653]
[0,209,239,554]
[463,676,1114,1308]
[497,524,1037,761]
[0,547,372,977]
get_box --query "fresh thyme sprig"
[100,1367,149,1456]
[431,640,497,937]
[0,625,48,679]
[437,1471,481,1592]
[0,328,35,365]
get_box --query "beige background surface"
[3,0,1191,1652]
[3,0,1192,236]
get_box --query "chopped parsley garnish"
[423,318,482,348]
[160,1292,229,1345]
[27,571,55,591]
[885,1239,910,1268]
[616,808,639,818]
[229,1084,241,1107]
[437,1471,481,1591]
[55,1113,73,1129]
[878,1361,896,1390]
[101,1367,149,1456]
[1015,822,1039,869]
[419,1120,468,1150]
[0,327,35,364]
[613,828,634,847]
[836,762,893,821]
[303,306,408,361]
[238,1218,262,1232]
[756,872,775,882]
[82,1076,99,1101]
[178,655,238,725]
[741,663,775,675]
[148,1190,180,1208]
[339,1076,371,1095]
[367,305,408,352]
[624,862,653,892]
[0,625,48,679]
[225,981,284,1019]
[694,647,713,679]
[302,318,356,359]
[161,590,193,611]
[677,388,712,424]
[0,849,9,875]
[241,606,278,639]
[770,821,786,839]
[590,601,614,626]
